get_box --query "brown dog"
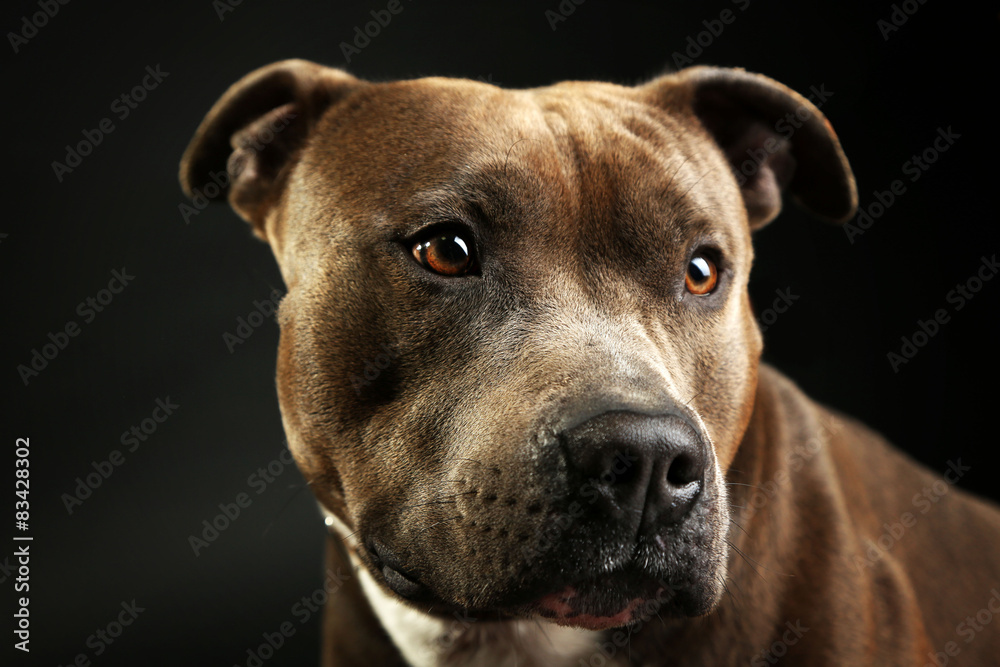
[180,60,1000,666]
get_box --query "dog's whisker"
[728,516,752,540]
[398,514,464,552]
[720,576,738,611]
[400,499,459,510]
[336,527,362,545]
[397,497,464,512]
[681,386,710,408]
[503,137,532,176]
[671,167,715,207]
[441,456,501,474]
[719,574,747,623]
[530,616,555,650]
[726,538,794,582]
[397,488,484,512]
[725,538,767,583]
[660,153,692,201]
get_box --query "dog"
[180,60,1000,666]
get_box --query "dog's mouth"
[535,587,643,630]
[529,576,672,630]
[368,538,692,629]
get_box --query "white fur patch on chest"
[353,550,602,667]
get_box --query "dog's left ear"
[643,66,857,229]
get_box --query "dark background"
[3,1,998,664]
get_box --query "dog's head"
[181,60,855,629]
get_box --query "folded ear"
[643,66,857,229]
[179,59,363,234]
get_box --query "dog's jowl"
[180,60,1000,666]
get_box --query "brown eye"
[412,232,474,276]
[685,254,718,295]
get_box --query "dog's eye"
[412,231,475,276]
[685,254,718,295]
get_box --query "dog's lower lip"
[382,564,426,599]
[369,541,427,598]
[533,584,655,630]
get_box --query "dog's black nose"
[560,411,706,531]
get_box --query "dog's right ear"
[179,59,363,236]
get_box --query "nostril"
[665,452,701,487]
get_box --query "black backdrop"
[4,1,998,664]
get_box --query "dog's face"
[181,61,855,629]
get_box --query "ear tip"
[178,135,199,196]
[805,145,859,224]
[178,127,230,201]
[836,174,860,223]
[178,139,201,199]
[177,151,203,200]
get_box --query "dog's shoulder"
[754,363,1000,657]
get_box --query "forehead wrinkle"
[530,87,725,244]
[400,157,556,232]
[415,108,579,246]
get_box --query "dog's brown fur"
[181,60,1000,666]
